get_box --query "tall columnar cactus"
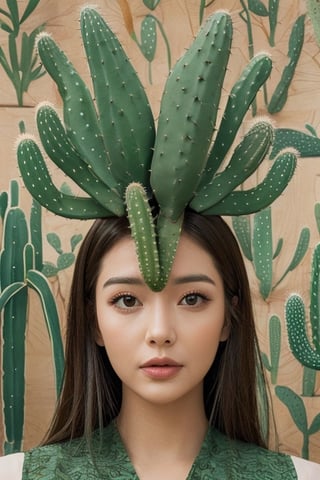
[285,243,320,370]
[0,181,28,454]
[232,208,310,300]
[17,7,297,291]
[0,180,64,454]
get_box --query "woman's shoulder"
[206,428,320,479]
[0,452,24,480]
[291,455,320,479]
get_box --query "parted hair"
[42,211,268,448]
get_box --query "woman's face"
[95,233,229,407]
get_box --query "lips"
[140,357,183,379]
[140,357,181,368]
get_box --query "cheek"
[189,314,226,368]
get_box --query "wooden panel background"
[0,0,319,462]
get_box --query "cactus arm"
[308,414,320,435]
[273,238,283,259]
[310,243,320,345]
[17,135,122,219]
[268,0,279,47]
[36,103,124,213]
[199,52,272,186]
[0,191,8,220]
[26,269,64,395]
[269,315,281,384]
[252,207,273,300]
[272,227,310,290]
[36,33,115,190]
[0,282,25,310]
[191,120,274,211]
[150,11,232,221]
[80,7,155,193]
[201,150,297,215]
[231,215,253,261]
[156,213,184,291]
[270,128,320,159]
[275,385,310,459]
[285,295,320,369]
[30,199,43,271]
[268,15,305,114]
[140,15,157,64]
[260,315,281,385]
[125,183,160,291]
[303,367,317,397]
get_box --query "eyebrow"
[172,274,216,286]
[103,274,215,288]
[103,277,144,288]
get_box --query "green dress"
[22,422,297,479]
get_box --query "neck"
[116,387,209,465]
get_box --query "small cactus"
[17,7,297,290]
[285,243,320,370]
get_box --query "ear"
[220,295,237,342]
[95,329,105,347]
[219,322,230,342]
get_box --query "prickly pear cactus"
[17,7,297,291]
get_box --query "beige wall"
[0,0,319,460]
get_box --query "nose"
[145,301,177,346]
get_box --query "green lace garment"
[22,422,297,479]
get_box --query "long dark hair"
[42,211,268,448]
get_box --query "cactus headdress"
[17,7,297,291]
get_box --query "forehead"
[96,233,223,288]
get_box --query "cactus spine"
[17,7,297,291]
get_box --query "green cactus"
[232,208,309,300]
[0,180,64,453]
[151,11,232,222]
[0,0,46,106]
[239,1,305,116]
[260,315,281,384]
[307,0,320,47]
[191,119,274,211]
[276,386,320,459]
[268,15,305,114]
[17,7,297,291]
[17,135,121,219]
[285,243,320,370]
[42,231,82,278]
[270,125,320,159]
[80,7,155,192]
[126,183,160,290]
[0,186,28,454]
[198,53,272,188]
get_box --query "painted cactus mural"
[232,208,310,300]
[285,244,320,371]
[0,0,46,106]
[0,181,64,454]
[0,0,318,459]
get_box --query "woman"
[1,211,319,478]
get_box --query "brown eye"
[111,294,141,309]
[184,294,199,305]
[180,293,208,306]
[122,295,137,307]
